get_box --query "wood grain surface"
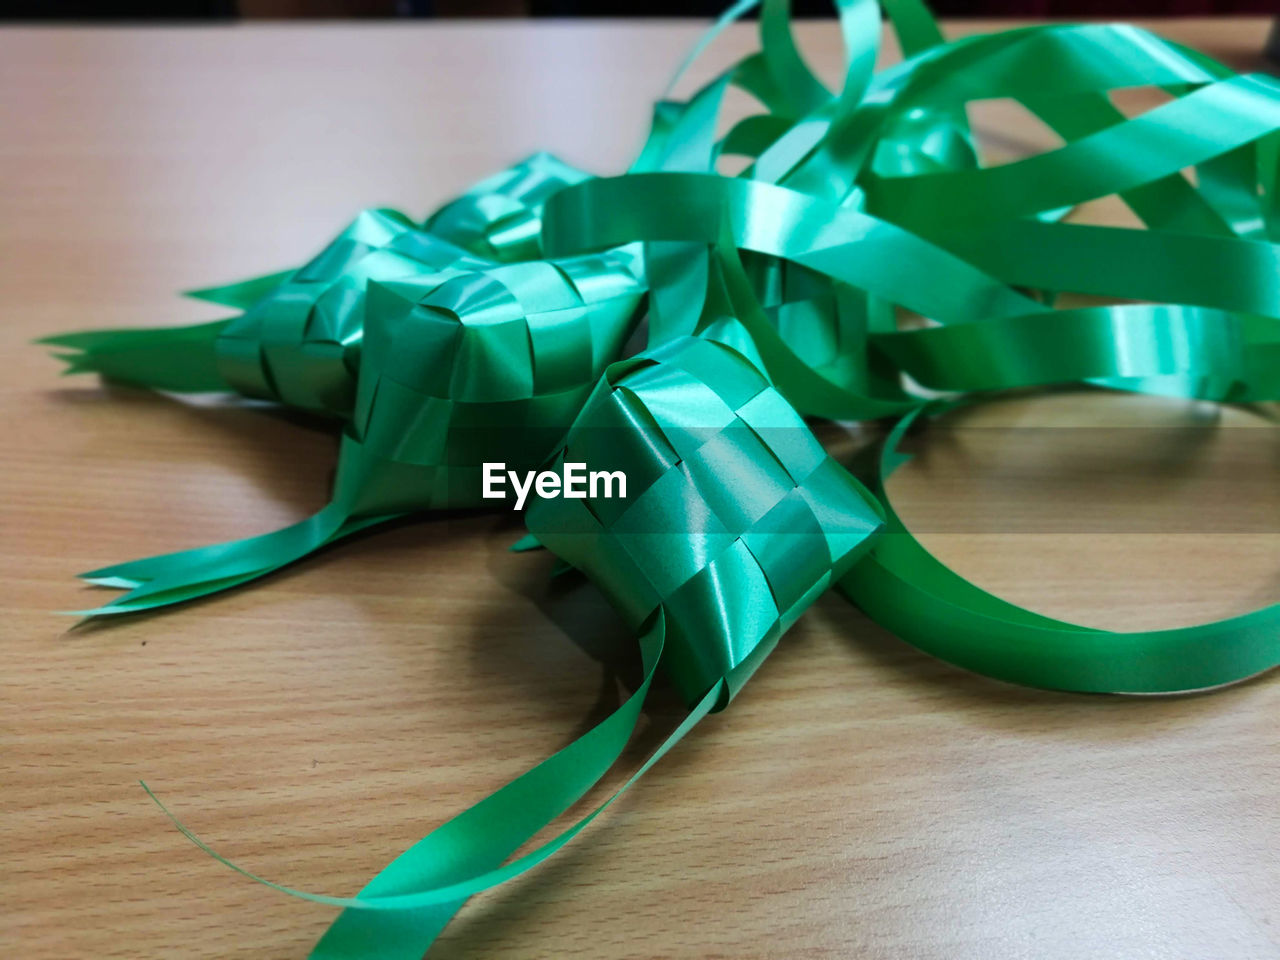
[3,17,1278,960]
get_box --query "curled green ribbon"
[839,401,1280,694]
[38,0,1280,956]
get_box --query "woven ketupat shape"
[216,210,484,415]
[526,333,885,708]
[41,153,590,417]
[333,250,647,514]
[77,248,645,617]
[425,151,590,262]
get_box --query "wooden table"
[3,17,1277,960]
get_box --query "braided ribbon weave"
[42,0,1280,955]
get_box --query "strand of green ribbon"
[147,613,722,960]
[839,403,1280,692]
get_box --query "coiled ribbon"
[40,0,1280,956]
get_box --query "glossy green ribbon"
[39,0,1280,956]
[527,329,884,709]
[43,152,589,414]
[47,154,643,616]
[144,326,884,960]
[840,402,1280,693]
[74,246,644,615]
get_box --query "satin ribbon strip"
[147,612,724,960]
[839,402,1280,693]
[35,0,1280,956]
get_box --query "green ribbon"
[41,152,587,415]
[47,154,642,617]
[145,326,884,960]
[73,246,644,616]
[840,401,1280,693]
[38,0,1280,956]
[527,330,885,709]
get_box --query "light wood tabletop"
[3,16,1278,960]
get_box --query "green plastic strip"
[839,403,1280,693]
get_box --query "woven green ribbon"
[48,155,643,615]
[41,0,1280,956]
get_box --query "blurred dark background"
[2,0,1274,22]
